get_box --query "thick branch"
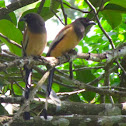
[1,44,126,98]
[0,0,39,19]
[1,97,126,116]
[2,115,126,126]
[77,52,107,62]
[1,43,126,71]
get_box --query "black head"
[77,17,96,27]
[19,13,45,25]
[19,13,46,33]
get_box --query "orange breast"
[24,31,47,56]
[50,26,79,57]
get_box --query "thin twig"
[57,89,85,96]
[0,33,22,48]
[14,80,25,91]
[53,80,77,88]
[2,50,19,57]
[116,59,126,75]
[33,66,76,88]
[60,0,67,25]
[37,0,46,14]
[85,0,115,49]
[84,1,125,101]
[51,9,65,25]
[88,65,118,86]
[63,2,91,13]
[61,66,104,72]
[34,63,126,98]
[101,86,126,91]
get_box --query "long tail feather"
[23,65,32,120]
[69,61,73,79]
[47,68,55,96]
[42,68,55,119]
[24,65,32,99]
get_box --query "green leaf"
[104,4,126,13]
[0,19,22,56]
[0,0,5,7]
[50,0,60,10]
[9,12,17,26]
[75,67,96,102]
[43,0,51,7]
[2,12,17,25]
[44,0,51,7]
[82,46,89,53]
[109,0,126,9]
[101,10,122,29]
[118,34,124,41]
[13,84,22,96]
[35,0,51,8]
[63,0,71,8]
[52,83,60,93]
[81,91,96,102]
[87,0,109,9]
[76,69,96,83]
[69,94,81,102]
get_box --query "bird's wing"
[47,24,72,56]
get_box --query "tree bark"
[1,115,126,126]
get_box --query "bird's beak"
[88,20,96,25]
[19,17,26,22]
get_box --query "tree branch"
[6,71,50,125]
[3,115,126,126]
[34,63,126,97]
[0,33,22,48]
[0,0,39,19]
[1,43,126,71]
[85,0,115,49]
[63,2,91,13]
[59,0,67,25]
[1,97,126,115]
[37,0,46,14]
[77,52,107,62]
[51,9,65,25]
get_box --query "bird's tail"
[47,68,55,97]
[24,65,32,99]
[43,68,55,119]
[23,65,32,120]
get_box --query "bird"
[47,17,95,96]
[43,18,95,119]
[19,12,47,120]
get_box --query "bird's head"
[77,17,96,27]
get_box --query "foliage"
[0,0,126,117]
